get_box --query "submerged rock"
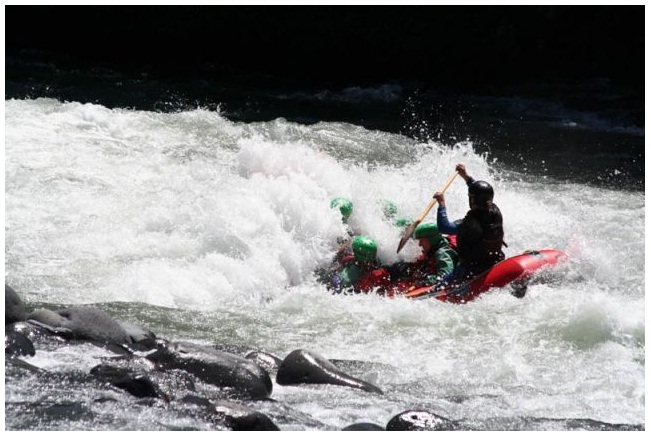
[5,324,36,357]
[181,395,280,431]
[342,422,386,431]
[90,364,170,401]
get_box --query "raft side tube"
[404,249,568,303]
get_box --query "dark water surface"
[6,6,644,190]
[6,51,644,191]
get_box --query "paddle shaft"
[396,171,458,252]
[414,171,458,223]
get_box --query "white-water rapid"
[5,98,645,430]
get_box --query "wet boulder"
[181,395,280,430]
[386,409,460,431]
[26,307,131,344]
[245,350,283,375]
[5,323,35,357]
[276,349,383,394]
[146,341,273,400]
[5,284,26,325]
[342,422,386,431]
[90,364,170,401]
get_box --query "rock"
[276,349,383,394]
[386,409,459,431]
[146,341,273,400]
[5,284,26,325]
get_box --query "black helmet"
[468,180,494,205]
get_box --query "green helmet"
[393,217,412,228]
[413,222,443,246]
[331,197,353,222]
[352,235,377,262]
[381,200,398,219]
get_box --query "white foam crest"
[6,98,644,308]
[5,99,644,425]
[259,281,644,422]
[236,135,349,196]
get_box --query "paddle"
[396,171,459,253]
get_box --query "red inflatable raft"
[397,249,568,304]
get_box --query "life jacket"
[456,203,505,273]
[446,234,458,251]
[410,255,436,278]
[337,253,355,266]
[356,267,391,294]
[391,237,457,286]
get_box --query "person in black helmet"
[433,163,505,282]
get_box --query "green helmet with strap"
[351,235,377,262]
[331,197,353,222]
[413,222,444,246]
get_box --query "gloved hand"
[433,192,445,206]
[331,274,342,291]
[455,163,469,180]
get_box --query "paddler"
[330,235,391,294]
[330,197,358,262]
[381,199,413,229]
[433,163,506,283]
[385,223,458,289]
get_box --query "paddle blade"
[396,170,457,253]
[404,285,435,299]
[396,219,420,253]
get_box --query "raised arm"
[433,192,458,234]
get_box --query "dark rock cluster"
[5,283,456,431]
[5,284,644,431]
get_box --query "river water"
[4,72,645,430]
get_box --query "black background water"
[6,6,644,190]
